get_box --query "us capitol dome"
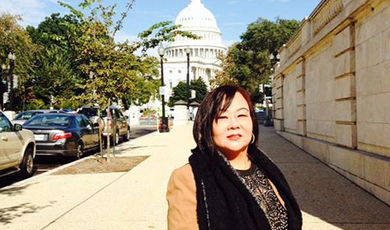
[162,0,227,90]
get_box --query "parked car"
[101,106,130,145]
[12,109,62,125]
[23,113,99,159]
[0,111,36,178]
[77,105,101,126]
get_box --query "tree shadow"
[0,201,56,225]
[0,182,38,197]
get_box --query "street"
[0,125,157,189]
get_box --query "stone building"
[272,0,390,205]
[163,0,226,90]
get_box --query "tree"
[0,13,39,111]
[26,13,85,106]
[213,18,299,103]
[168,78,208,106]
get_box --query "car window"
[0,113,12,132]
[25,115,71,127]
[76,115,90,128]
[81,115,92,127]
[14,111,43,120]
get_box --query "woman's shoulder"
[170,164,195,183]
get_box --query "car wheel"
[76,142,84,159]
[123,128,130,141]
[20,147,34,178]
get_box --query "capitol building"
[163,0,227,90]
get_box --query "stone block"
[358,122,390,157]
[296,77,305,91]
[274,76,283,88]
[329,145,363,177]
[296,91,305,106]
[333,25,351,56]
[368,34,384,67]
[355,42,368,70]
[275,98,283,109]
[334,75,354,99]
[364,154,387,190]
[297,106,305,120]
[357,93,388,123]
[279,131,304,149]
[335,123,357,148]
[275,108,283,119]
[295,61,303,77]
[275,89,282,99]
[334,100,356,122]
[303,137,330,163]
[274,119,284,131]
[333,50,352,77]
[297,120,306,136]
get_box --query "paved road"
[0,126,157,189]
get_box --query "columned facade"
[163,0,226,91]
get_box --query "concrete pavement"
[0,123,389,229]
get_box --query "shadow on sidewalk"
[258,126,390,229]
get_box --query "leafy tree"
[0,13,39,111]
[26,13,85,106]
[57,0,198,110]
[168,78,208,106]
[213,18,299,103]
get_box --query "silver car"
[0,111,36,178]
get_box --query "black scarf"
[189,145,302,230]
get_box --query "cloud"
[0,0,62,27]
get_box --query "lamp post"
[185,47,191,110]
[8,52,16,90]
[0,64,10,110]
[158,44,169,132]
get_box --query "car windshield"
[24,115,71,127]
[14,111,42,120]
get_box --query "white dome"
[175,0,220,33]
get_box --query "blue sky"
[1,0,320,46]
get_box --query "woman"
[167,86,302,230]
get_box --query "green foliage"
[213,18,299,103]
[24,99,46,110]
[168,78,208,107]
[0,13,39,111]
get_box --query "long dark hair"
[193,85,259,155]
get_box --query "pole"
[186,52,190,109]
[161,57,166,124]
[159,55,169,132]
[9,59,14,90]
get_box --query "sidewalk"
[0,123,389,230]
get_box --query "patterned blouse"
[236,163,288,230]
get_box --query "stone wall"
[273,0,390,205]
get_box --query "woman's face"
[212,92,253,158]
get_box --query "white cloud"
[0,0,61,27]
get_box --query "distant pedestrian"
[167,85,302,230]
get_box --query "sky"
[1,0,321,47]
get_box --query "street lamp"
[185,47,191,110]
[0,64,10,110]
[158,44,169,132]
[8,52,16,90]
